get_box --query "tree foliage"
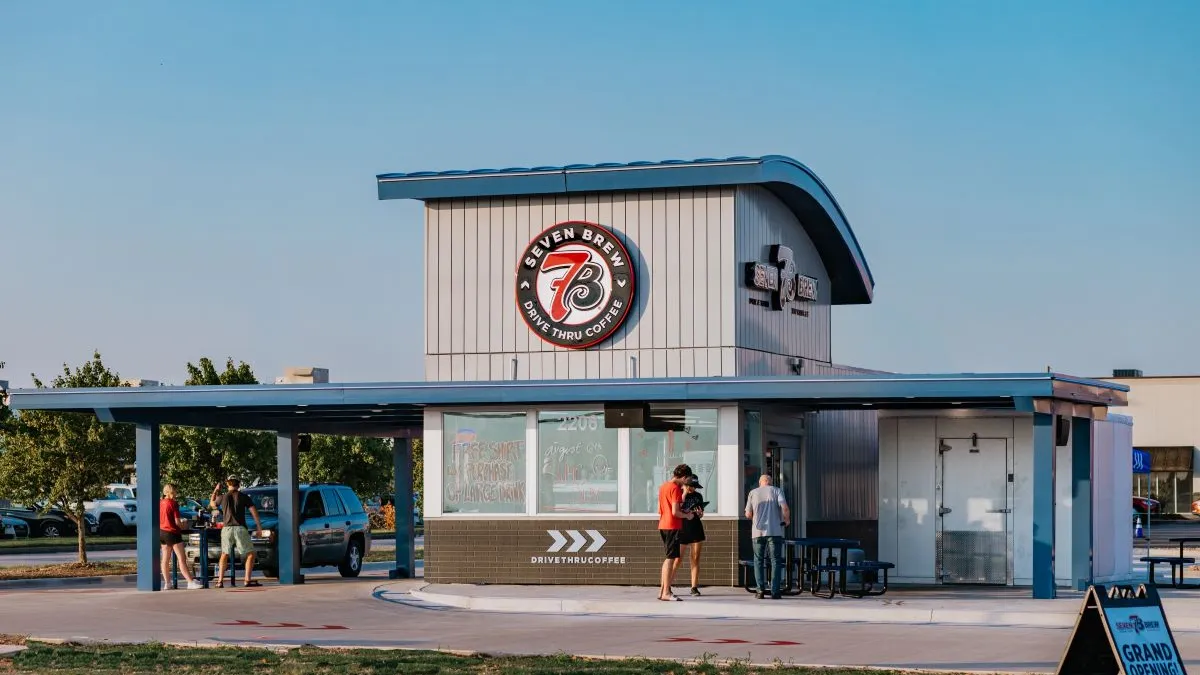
[300,435,393,498]
[411,438,423,515]
[159,358,275,500]
[0,352,132,563]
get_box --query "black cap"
[686,475,703,489]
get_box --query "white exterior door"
[938,438,1010,585]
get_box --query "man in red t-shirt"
[657,463,694,601]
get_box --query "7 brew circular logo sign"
[516,221,635,349]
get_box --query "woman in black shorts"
[160,484,201,589]
[679,475,707,596]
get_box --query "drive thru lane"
[1,579,1199,671]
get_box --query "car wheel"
[40,521,65,538]
[263,565,279,579]
[338,539,363,578]
[97,517,122,537]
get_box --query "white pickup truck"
[85,484,138,535]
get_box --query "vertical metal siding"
[803,362,880,521]
[734,186,832,364]
[425,188,736,381]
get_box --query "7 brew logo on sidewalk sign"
[516,221,636,349]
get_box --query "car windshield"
[243,490,278,513]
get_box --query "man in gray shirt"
[745,474,790,599]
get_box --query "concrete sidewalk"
[406,583,1200,630]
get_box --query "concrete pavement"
[1,576,1199,671]
[0,535,421,567]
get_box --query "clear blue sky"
[2,1,1197,387]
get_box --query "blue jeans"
[754,535,784,596]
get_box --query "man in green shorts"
[210,476,264,588]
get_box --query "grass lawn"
[0,561,136,581]
[0,639,921,675]
[0,536,136,551]
[364,547,423,564]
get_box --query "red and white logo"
[516,221,635,349]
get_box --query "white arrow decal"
[616,278,627,287]
[546,530,567,553]
[565,529,587,553]
[520,280,531,290]
[585,529,606,552]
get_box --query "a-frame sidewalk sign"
[1057,584,1187,675]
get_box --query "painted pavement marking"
[658,637,801,646]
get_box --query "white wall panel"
[425,189,736,381]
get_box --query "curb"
[0,543,137,556]
[0,574,136,590]
[406,587,1200,631]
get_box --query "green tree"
[159,358,275,500]
[411,438,423,516]
[0,352,132,563]
[300,435,393,498]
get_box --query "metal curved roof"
[377,155,875,305]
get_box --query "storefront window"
[536,411,619,513]
[630,409,719,513]
[442,412,528,514]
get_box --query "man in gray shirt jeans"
[745,474,790,599]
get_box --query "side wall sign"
[745,244,817,311]
[516,221,636,349]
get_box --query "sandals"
[245,581,262,587]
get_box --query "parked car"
[184,483,370,579]
[0,502,77,538]
[86,484,138,535]
[1133,496,1161,514]
[1,515,31,539]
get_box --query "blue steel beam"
[1071,417,1093,590]
[276,433,302,585]
[389,437,416,579]
[135,424,161,592]
[1032,413,1056,599]
[7,373,1128,414]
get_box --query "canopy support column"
[1071,416,1094,590]
[389,437,416,579]
[1032,413,1057,599]
[135,423,161,592]
[276,432,303,585]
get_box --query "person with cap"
[210,476,264,588]
[656,463,695,601]
[679,474,708,596]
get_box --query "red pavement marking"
[216,620,347,630]
[705,639,750,644]
[759,640,802,646]
[658,637,702,642]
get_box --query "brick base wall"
[426,518,738,586]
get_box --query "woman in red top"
[160,484,201,589]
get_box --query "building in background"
[1102,371,1200,514]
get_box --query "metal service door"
[938,438,1010,585]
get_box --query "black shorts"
[659,529,681,559]
[679,520,706,545]
[159,531,183,546]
